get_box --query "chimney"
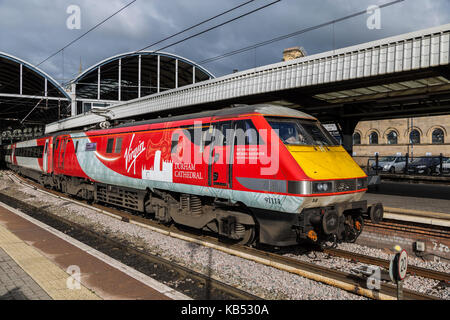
[283,46,306,62]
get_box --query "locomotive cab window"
[267,117,338,147]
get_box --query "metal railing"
[353,154,450,177]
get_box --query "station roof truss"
[47,23,450,134]
[71,51,214,104]
[0,52,71,137]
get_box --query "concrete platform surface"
[0,202,189,300]
[364,182,450,215]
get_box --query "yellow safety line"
[0,224,101,300]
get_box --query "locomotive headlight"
[313,182,333,193]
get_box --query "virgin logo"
[124,134,146,174]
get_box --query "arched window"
[432,129,444,144]
[410,130,421,145]
[369,132,378,145]
[387,131,398,145]
[353,133,361,145]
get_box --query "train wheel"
[343,215,358,243]
[238,225,256,245]
[369,203,384,223]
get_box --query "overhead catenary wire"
[0,0,138,124]
[38,0,138,68]
[1,0,138,96]
[5,0,407,127]
[199,0,405,65]
[4,0,268,123]
[65,0,281,88]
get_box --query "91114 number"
[264,197,281,205]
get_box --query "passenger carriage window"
[114,137,123,153]
[75,141,79,153]
[13,146,44,158]
[106,138,114,153]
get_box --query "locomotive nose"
[286,146,366,181]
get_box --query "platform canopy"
[47,23,450,135]
[0,52,71,142]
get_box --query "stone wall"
[353,115,450,159]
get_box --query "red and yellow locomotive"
[3,104,382,246]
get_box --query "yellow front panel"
[287,145,366,180]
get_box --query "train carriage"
[4,104,382,247]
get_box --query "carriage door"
[210,121,232,188]
[53,137,60,171]
[43,140,49,173]
[59,137,68,169]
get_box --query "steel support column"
[138,55,141,98]
[97,67,101,100]
[118,59,122,101]
[19,64,23,95]
[175,59,178,89]
[337,118,359,154]
[157,55,160,93]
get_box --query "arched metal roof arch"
[70,51,214,104]
[71,51,214,84]
[0,51,70,100]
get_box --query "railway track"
[364,219,450,240]
[2,171,444,300]
[1,172,260,301]
[322,247,449,283]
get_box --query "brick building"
[352,115,449,166]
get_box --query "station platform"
[0,202,189,300]
[363,182,450,215]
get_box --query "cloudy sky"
[0,0,449,84]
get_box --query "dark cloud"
[0,0,449,83]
